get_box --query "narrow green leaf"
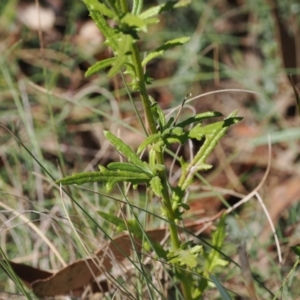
[107,162,146,173]
[142,37,190,67]
[98,211,127,232]
[176,111,223,128]
[189,117,242,141]
[168,245,202,269]
[149,176,163,197]
[85,57,116,77]
[104,131,153,175]
[210,274,232,300]
[162,126,189,145]
[108,34,133,77]
[139,5,162,19]
[56,166,152,191]
[179,112,241,190]
[206,215,228,272]
[150,101,166,130]
[171,0,191,9]
[98,211,142,235]
[137,133,161,154]
[121,13,146,29]
[139,0,191,20]
[89,11,119,50]
[83,0,116,18]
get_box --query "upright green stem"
[119,0,128,13]
[131,43,157,136]
[131,43,179,244]
[130,42,192,300]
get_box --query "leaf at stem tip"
[107,34,133,78]
[142,37,190,67]
[83,0,115,18]
[140,0,191,20]
[85,57,116,77]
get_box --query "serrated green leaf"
[150,176,163,197]
[163,116,175,131]
[139,5,162,19]
[182,114,241,189]
[151,164,165,178]
[162,126,189,145]
[104,131,152,175]
[150,102,166,130]
[89,11,119,50]
[141,50,164,67]
[165,36,190,45]
[163,126,184,136]
[168,245,202,269]
[188,117,242,141]
[142,37,190,67]
[121,13,146,28]
[83,0,116,18]
[108,34,133,77]
[137,133,161,154]
[56,166,152,191]
[85,57,116,77]
[176,111,223,128]
[139,0,191,20]
[107,162,145,173]
[191,245,202,254]
[123,60,140,89]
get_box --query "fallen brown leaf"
[5,216,220,297]
[0,260,52,288]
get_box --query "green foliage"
[210,274,232,300]
[98,211,168,259]
[198,215,229,296]
[98,211,140,235]
[56,1,241,299]
[168,244,202,269]
[141,36,191,67]
[104,131,152,175]
[205,215,228,272]
[83,0,191,90]
[56,165,152,191]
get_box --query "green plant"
[55,0,242,299]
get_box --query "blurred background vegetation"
[1,0,300,299]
